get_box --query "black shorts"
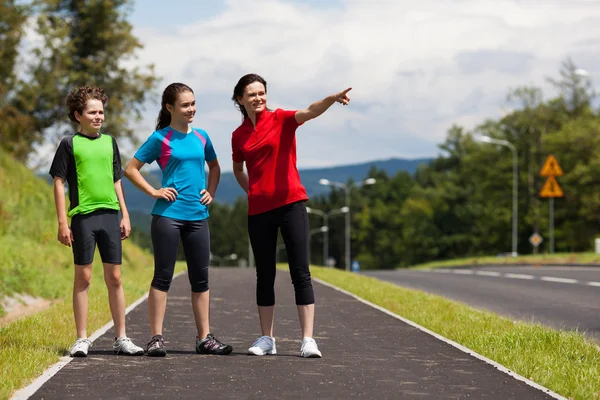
[71,209,122,265]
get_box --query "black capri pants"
[150,215,210,293]
[248,200,314,306]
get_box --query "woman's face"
[167,90,196,125]
[238,81,266,115]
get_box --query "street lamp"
[477,135,518,257]
[319,177,377,270]
[308,226,328,265]
[306,206,349,266]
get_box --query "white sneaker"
[113,337,144,356]
[248,336,277,356]
[300,337,322,358]
[69,338,92,357]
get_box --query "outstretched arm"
[294,87,352,125]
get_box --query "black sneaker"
[146,334,167,357]
[196,333,233,355]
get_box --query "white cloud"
[122,0,600,170]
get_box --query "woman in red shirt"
[231,73,351,358]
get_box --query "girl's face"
[75,99,104,134]
[167,90,196,126]
[238,81,266,116]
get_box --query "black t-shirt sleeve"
[49,137,72,180]
[112,136,124,182]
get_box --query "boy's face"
[75,99,105,134]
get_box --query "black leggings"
[248,201,314,306]
[151,215,210,293]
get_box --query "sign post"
[539,155,564,253]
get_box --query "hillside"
[123,157,431,215]
[0,150,153,315]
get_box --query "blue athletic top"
[134,126,217,221]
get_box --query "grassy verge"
[0,150,187,399]
[0,247,187,400]
[410,252,600,270]
[309,266,600,400]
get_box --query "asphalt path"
[362,265,600,341]
[16,268,559,400]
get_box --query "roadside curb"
[313,276,568,400]
[9,271,185,400]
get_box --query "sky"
[33,0,600,171]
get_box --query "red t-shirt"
[231,108,308,215]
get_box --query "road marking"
[504,273,535,280]
[313,278,566,400]
[434,269,452,273]
[476,271,501,277]
[540,277,579,284]
[588,281,600,287]
[453,270,474,275]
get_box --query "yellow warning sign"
[539,154,563,177]
[539,176,564,198]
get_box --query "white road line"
[453,270,474,275]
[10,271,185,400]
[313,277,566,400]
[433,269,452,273]
[540,277,579,284]
[476,271,501,277]
[504,273,535,280]
[588,281,600,287]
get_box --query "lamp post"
[477,135,518,257]
[308,226,328,265]
[319,177,377,270]
[306,206,349,266]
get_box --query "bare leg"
[103,263,126,338]
[148,287,168,336]
[297,304,315,338]
[258,306,275,337]
[192,290,210,338]
[73,264,93,338]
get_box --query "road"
[362,265,600,341]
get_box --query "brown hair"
[156,83,194,130]
[66,86,108,123]
[231,73,268,120]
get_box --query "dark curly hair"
[66,86,108,123]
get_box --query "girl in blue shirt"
[125,82,232,356]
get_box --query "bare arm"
[124,157,177,202]
[294,87,352,125]
[114,179,131,239]
[53,177,73,247]
[233,161,249,194]
[200,159,221,205]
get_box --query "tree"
[0,1,35,160]
[547,57,595,115]
[2,0,158,161]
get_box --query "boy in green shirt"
[49,86,143,357]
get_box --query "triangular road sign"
[539,154,563,177]
[539,176,564,198]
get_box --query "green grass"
[309,265,600,400]
[0,150,184,399]
[410,252,600,270]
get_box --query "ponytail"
[156,107,171,130]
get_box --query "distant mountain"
[39,157,432,217]
[121,157,431,214]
